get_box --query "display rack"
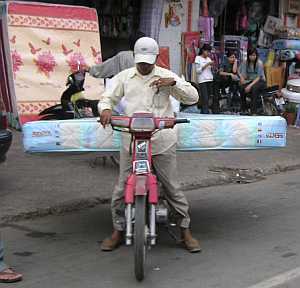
[98,0,141,39]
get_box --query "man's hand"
[245,85,252,93]
[100,109,112,128]
[231,74,239,81]
[150,78,176,91]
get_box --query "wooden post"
[187,0,192,32]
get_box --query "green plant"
[284,102,297,113]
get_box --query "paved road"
[1,169,300,288]
[1,128,300,223]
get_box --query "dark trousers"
[240,80,266,114]
[199,81,215,114]
[216,76,239,96]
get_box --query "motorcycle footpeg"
[155,206,168,224]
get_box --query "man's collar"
[130,65,160,79]
[129,68,137,79]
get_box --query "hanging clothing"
[139,0,164,41]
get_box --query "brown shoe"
[100,230,123,251]
[0,268,23,283]
[181,228,202,253]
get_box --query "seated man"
[0,238,22,283]
[215,50,240,102]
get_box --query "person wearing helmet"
[98,37,201,253]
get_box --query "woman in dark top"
[217,50,240,96]
[239,48,266,115]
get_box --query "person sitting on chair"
[239,48,266,115]
[215,50,240,110]
[217,50,239,94]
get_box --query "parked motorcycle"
[39,70,121,165]
[243,85,281,116]
[38,70,99,120]
[103,113,189,281]
[260,85,283,116]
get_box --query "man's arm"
[97,74,124,127]
[232,59,238,74]
[88,53,126,79]
[169,74,199,105]
[219,70,234,77]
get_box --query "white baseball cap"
[134,37,159,64]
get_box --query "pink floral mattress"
[4,1,104,125]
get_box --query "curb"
[247,267,300,288]
[1,163,300,225]
[0,197,110,225]
[181,162,300,191]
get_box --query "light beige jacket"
[98,65,198,155]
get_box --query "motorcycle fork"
[125,176,158,246]
[124,136,158,246]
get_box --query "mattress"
[23,114,287,153]
[1,1,103,126]
[272,39,300,50]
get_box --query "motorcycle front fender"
[135,175,148,196]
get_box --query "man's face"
[228,54,236,64]
[136,62,155,75]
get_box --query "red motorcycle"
[106,112,189,281]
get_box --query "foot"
[181,228,202,253]
[100,230,123,251]
[0,268,23,283]
[240,110,249,115]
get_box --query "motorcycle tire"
[134,195,146,281]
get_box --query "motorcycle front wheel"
[134,195,146,281]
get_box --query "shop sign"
[263,16,283,35]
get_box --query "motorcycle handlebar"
[97,116,190,129]
[175,118,190,124]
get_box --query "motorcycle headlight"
[287,84,300,93]
[130,117,155,132]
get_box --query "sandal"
[0,268,23,283]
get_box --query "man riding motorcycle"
[98,37,201,253]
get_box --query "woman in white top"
[194,43,214,114]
